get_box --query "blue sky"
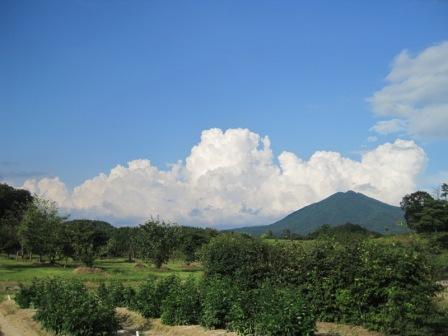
[1,1,447,227]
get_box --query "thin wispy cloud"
[369,41,448,139]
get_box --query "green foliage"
[106,226,138,261]
[64,219,112,266]
[161,277,202,325]
[137,219,179,268]
[0,183,33,254]
[260,229,275,239]
[228,282,315,336]
[200,233,270,287]
[347,241,441,335]
[441,183,448,200]
[200,276,239,329]
[431,232,448,250]
[133,275,180,318]
[97,281,136,307]
[270,239,444,336]
[15,279,45,308]
[18,197,66,263]
[18,278,118,336]
[177,226,218,264]
[401,187,448,233]
[307,223,382,242]
[133,277,158,317]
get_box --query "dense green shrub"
[346,241,441,336]
[97,281,136,307]
[306,223,381,242]
[15,278,45,308]
[133,277,158,317]
[299,240,361,322]
[428,232,448,250]
[200,276,239,329]
[201,233,270,288]
[228,282,316,336]
[133,275,180,318]
[17,278,118,336]
[269,239,443,336]
[161,277,202,325]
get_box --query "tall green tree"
[64,220,112,267]
[0,183,33,255]
[177,226,218,264]
[107,226,138,261]
[401,186,448,233]
[137,219,179,268]
[18,197,66,262]
[441,183,448,200]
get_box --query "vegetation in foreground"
[1,182,448,335]
[13,232,448,336]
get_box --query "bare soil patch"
[116,307,151,331]
[0,300,48,336]
[134,262,147,269]
[73,266,106,274]
[317,322,384,336]
[150,319,236,336]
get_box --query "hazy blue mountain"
[231,191,407,236]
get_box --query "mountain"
[231,191,407,236]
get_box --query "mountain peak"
[231,191,406,236]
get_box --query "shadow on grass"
[0,262,76,271]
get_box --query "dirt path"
[317,322,383,336]
[149,319,236,336]
[0,300,48,336]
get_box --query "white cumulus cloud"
[21,128,427,228]
[369,41,448,139]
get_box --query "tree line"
[0,183,218,267]
[1,181,447,266]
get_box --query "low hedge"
[200,276,239,329]
[228,281,316,336]
[16,278,118,336]
[133,275,180,318]
[161,276,202,325]
[97,281,136,307]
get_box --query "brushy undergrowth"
[16,278,118,336]
[13,233,447,336]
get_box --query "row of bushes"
[201,234,446,336]
[96,276,316,335]
[17,275,316,336]
[15,233,446,336]
[16,278,118,336]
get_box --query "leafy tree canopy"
[0,183,33,253]
[137,219,179,268]
[401,185,448,233]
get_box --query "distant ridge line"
[229,190,406,236]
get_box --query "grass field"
[1,233,447,296]
[0,256,203,298]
